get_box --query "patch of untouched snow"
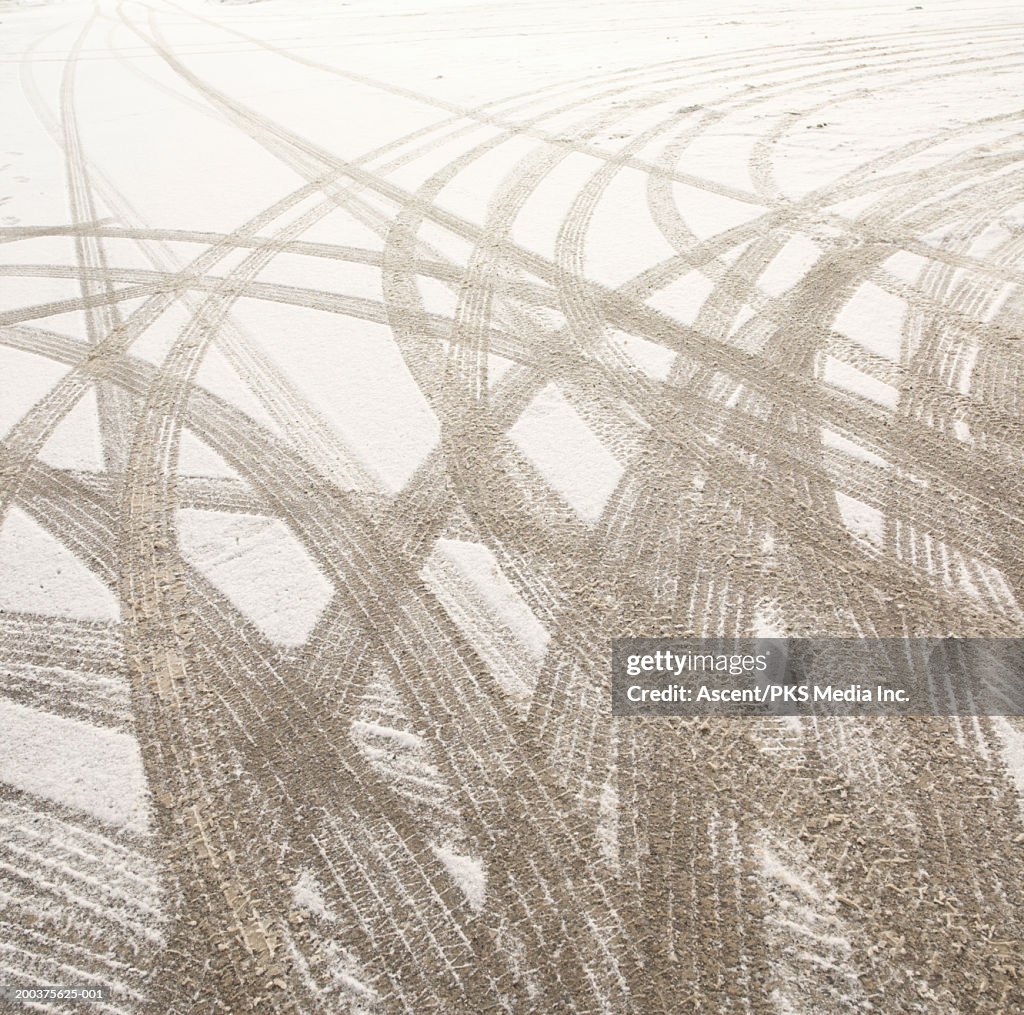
[71,41,308,237]
[487,352,517,388]
[584,166,678,287]
[0,507,119,622]
[175,508,332,646]
[610,328,676,382]
[432,538,549,661]
[194,341,282,433]
[669,183,766,242]
[672,113,758,193]
[882,251,928,285]
[431,843,486,912]
[825,193,881,221]
[0,698,149,834]
[231,300,439,494]
[834,491,884,548]
[37,387,106,473]
[293,206,386,253]
[833,281,906,363]
[646,269,716,328]
[176,428,242,479]
[757,234,821,298]
[509,383,624,524]
[416,275,458,320]
[820,427,889,468]
[126,300,191,369]
[415,219,476,268]
[0,276,88,341]
[822,355,900,410]
[511,152,605,261]
[0,345,70,443]
[438,135,541,226]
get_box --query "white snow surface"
[0,698,150,833]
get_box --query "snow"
[646,269,716,328]
[583,166,679,288]
[175,508,332,645]
[822,355,900,410]
[511,152,606,261]
[509,383,624,524]
[431,843,486,912]
[37,386,106,473]
[820,427,889,468]
[293,870,333,921]
[0,698,149,834]
[193,342,282,433]
[834,491,885,548]
[431,537,549,661]
[176,428,242,480]
[833,281,906,362]
[0,506,119,622]
[992,718,1024,818]
[0,346,70,443]
[611,328,677,382]
[670,183,766,242]
[1,0,1022,1003]
[236,303,440,495]
[757,234,822,298]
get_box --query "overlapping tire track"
[3,2,1024,1012]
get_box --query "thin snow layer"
[37,387,106,474]
[757,234,822,298]
[833,281,906,362]
[194,342,282,433]
[670,183,767,242]
[421,537,549,703]
[509,383,624,523]
[992,717,1024,817]
[822,355,900,410]
[610,328,677,381]
[584,167,679,288]
[511,152,606,261]
[820,428,889,468]
[835,491,885,548]
[431,844,486,912]
[432,537,549,661]
[646,269,716,327]
[0,346,70,443]
[177,429,242,480]
[233,300,439,495]
[176,508,332,646]
[0,698,149,833]
[0,507,119,622]
[437,134,540,226]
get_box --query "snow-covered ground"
[2,0,1024,1011]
